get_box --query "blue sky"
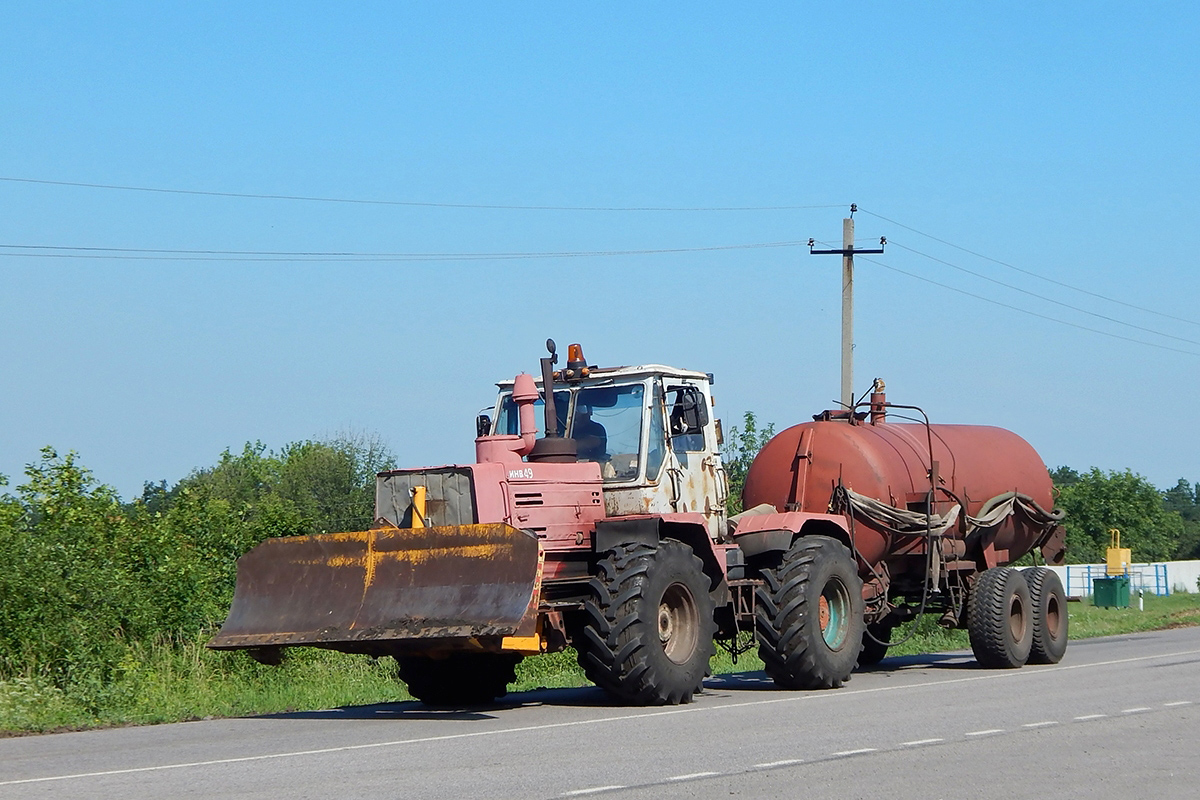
[2,3,1198,498]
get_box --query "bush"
[0,436,393,706]
[1053,468,1185,564]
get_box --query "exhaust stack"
[528,338,577,462]
[475,372,540,463]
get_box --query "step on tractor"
[209,341,1068,706]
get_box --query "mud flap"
[207,523,541,652]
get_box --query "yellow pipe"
[411,486,427,528]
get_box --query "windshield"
[495,390,569,436]
[570,384,644,482]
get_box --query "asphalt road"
[3,626,1198,799]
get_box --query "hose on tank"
[835,484,935,650]
[839,485,1063,650]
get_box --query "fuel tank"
[741,416,1054,572]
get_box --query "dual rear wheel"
[967,565,1067,668]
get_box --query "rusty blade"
[207,523,540,649]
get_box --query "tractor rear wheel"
[576,539,717,705]
[396,652,522,707]
[856,620,894,669]
[755,536,865,689]
[1023,567,1068,664]
[967,567,1033,669]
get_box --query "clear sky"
[2,3,1198,499]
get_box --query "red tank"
[741,413,1054,574]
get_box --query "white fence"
[1043,560,1200,597]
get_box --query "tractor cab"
[491,344,728,541]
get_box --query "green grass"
[1062,590,1200,637]
[5,592,1199,736]
[0,635,408,735]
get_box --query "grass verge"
[4,592,1198,736]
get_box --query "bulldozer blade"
[207,523,541,652]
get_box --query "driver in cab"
[571,405,608,463]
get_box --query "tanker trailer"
[733,380,1067,689]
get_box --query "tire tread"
[576,540,717,705]
[755,536,865,689]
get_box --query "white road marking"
[667,772,719,781]
[1164,701,1193,707]
[1074,714,1107,720]
[900,738,944,746]
[965,729,1004,737]
[831,748,877,756]
[753,759,803,768]
[562,787,625,796]
[1121,707,1152,713]
[5,645,1199,788]
[1022,721,1059,728]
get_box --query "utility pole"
[809,204,885,410]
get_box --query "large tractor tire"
[1023,566,1068,664]
[576,539,717,705]
[967,567,1033,669]
[856,620,894,669]
[396,652,522,707]
[755,536,866,689]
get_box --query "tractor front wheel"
[576,539,717,705]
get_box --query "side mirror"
[476,414,492,438]
[670,388,709,436]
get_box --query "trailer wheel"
[967,567,1033,669]
[396,652,522,707]
[576,539,717,705]
[1023,567,1068,664]
[856,621,894,669]
[755,536,865,689]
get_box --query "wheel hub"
[1008,592,1027,641]
[818,578,851,650]
[658,605,674,643]
[658,582,700,665]
[1045,594,1061,640]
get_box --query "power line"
[856,254,1200,358]
[0,176,843,213]
[889,240,1200,348]
[0,239,809,262]
[857,207,1200,329]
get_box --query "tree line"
[1050,467,1200,564]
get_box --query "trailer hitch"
[716,578,761,664]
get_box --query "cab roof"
[496,363,711,389]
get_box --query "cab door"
[661,382,727,540]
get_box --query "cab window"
[668,386,708,452]
[570,384,644,482]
